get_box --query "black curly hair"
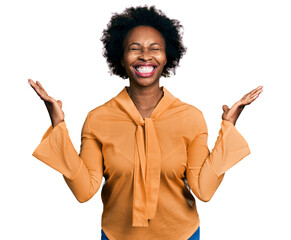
[100,5,187,79]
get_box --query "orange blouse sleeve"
[32,113,103,203]
[185,113,251,202]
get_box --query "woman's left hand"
[222,85,263,126]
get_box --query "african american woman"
[28,5,263,240]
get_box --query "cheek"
[159,53,167,65]
[123,54,136,67]
[164,57,167,66]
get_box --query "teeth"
[136,66,155,73]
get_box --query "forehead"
[123,25,165,45]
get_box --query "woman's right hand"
[28,79,65,128]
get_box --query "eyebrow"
[128,42,161,47]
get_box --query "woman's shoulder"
[168,98,205,129]
[174,97,204,117]
[85,96,124,123]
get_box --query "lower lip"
[134,67,156,78]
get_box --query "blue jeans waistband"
[101,226,200,240]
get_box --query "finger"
[29,80,50,100]
[28,78,36,88]
[252,86,263,93]
[57,100,63,108]
[32,83,45,98]
[245,88,263,100]
[248,91,262,101]
[249,88,263,98]
[31,81,43,94]
[222,105,229,112]
[36,81,48,95]
[254,85,263,91]
[36,80,44,90]
[29,79,39,91]
[245,85,263,97]
[244,92,262,104]
[32,80,49,97]
[247,86,263,96]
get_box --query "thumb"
[222,105,229,112]
[57,100,62,108]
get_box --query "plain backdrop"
[1,0,290,239]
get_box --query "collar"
[113,86,178,227]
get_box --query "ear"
[120,58,124,67]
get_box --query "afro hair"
[100,5,187,79]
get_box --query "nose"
[139,48,152,61]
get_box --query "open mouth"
[133,65,157,77]
[134,66,157,73]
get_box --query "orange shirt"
[32,86,250,240]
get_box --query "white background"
[1,0,290,239]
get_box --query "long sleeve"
[185,113,251,202]
[32,113,104,203]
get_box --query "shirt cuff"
[32,121,83,180]
[210,120,251,177]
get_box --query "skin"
[121,25,167,119]
[28,79,64,128]
[28,25,263,126]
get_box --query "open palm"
[28,79,65,128]
[222,85,263,126]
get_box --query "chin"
[133,74,161,85]
[132,77,159,87]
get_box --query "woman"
[28,5,263,240]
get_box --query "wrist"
[222,118,236,126]
[52,120,65,129]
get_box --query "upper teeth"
[136,66,155,73]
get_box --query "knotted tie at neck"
[114,86,178,227]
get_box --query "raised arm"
[63,113,104,202]
[185,85,262,202]
[29,79,103,203]
[185,114,250,202]
[32,113,104,203]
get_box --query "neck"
[126,83,164,110]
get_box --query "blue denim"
[188,226,200,240]
[101,228,109,240]
[101,226,200,240]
